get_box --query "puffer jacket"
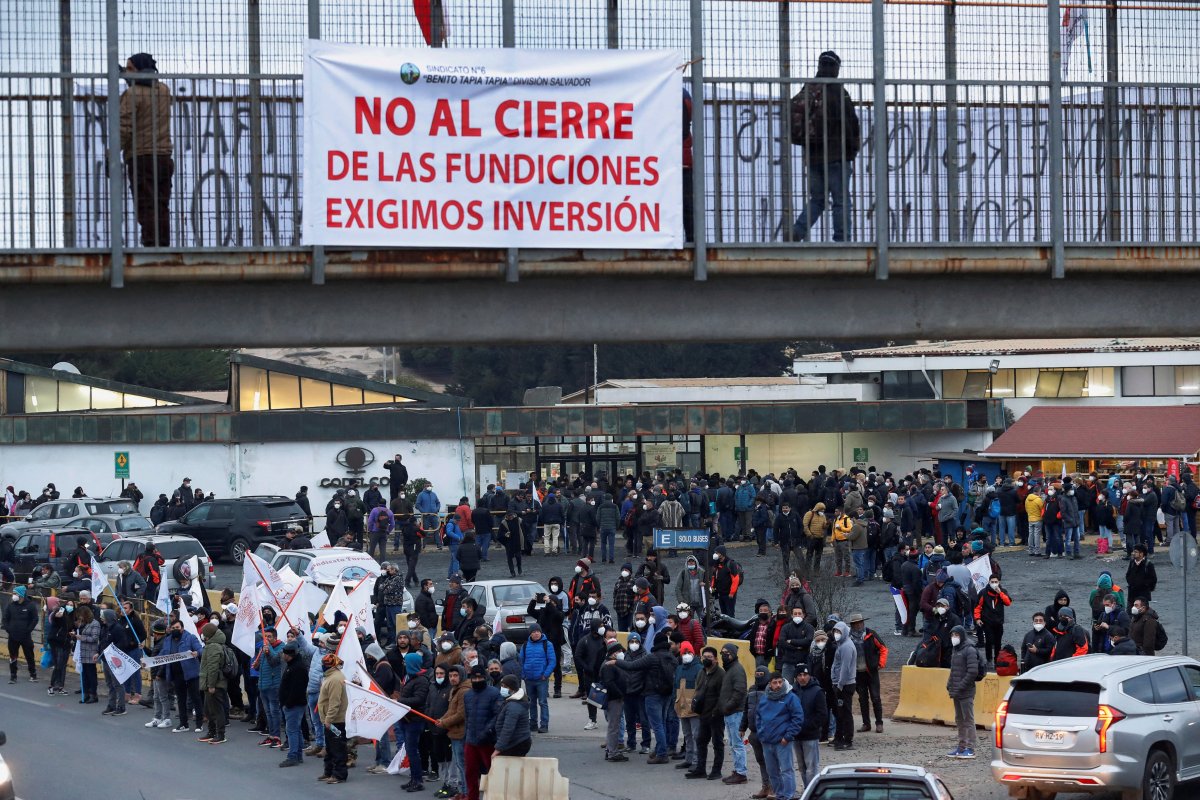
[256,640,284,690]
[803,504,828,540]
[2,599,38,639]
[463,683,503,746]
[718,657,747,716]
[946,626,983,699]
[494,687,532,752]
[831,622,856,689]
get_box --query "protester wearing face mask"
[435,633,462,670]
[672,640,703,771]
[973,577,1011,671]
[525,587,566,697]
[568,558,601,609]
[944,624,985,759]
[572,617,608,728]
[1020,612,1055,673]
[613,562,636,631]
[828,621,857,751]
[1091,593,1131,653]
[463,664,502,800]
[674,602,706,653]
[1049,607,1090,660]
[1042,485,1065,558]
[1129,597,1165,656]
[709,546,743,616]
[685,646,726,780]
[159,618,204,731]
[325,493,349,541]
[1125,544,1157,609]
[776,605,815,684]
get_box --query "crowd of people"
[2,459,1194,800]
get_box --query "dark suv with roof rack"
[155,495,309,564]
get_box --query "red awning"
[982,405,1200,459]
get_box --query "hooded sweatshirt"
[831,621,856,689]
[1044,589,1071,628]
[676,556,709,611]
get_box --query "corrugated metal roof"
[982,405,1200,458]
[796,338,1200,362]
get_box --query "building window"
[268,372,301,410]
[332,384,363,406]
[24,376,58,412]
[1085,368,1115,397]
[1121,365,1199,397]
[881,371,935,400]
[239,366,270,411]
[301,377,331,408]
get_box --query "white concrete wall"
[593,383,878,404]
[0,438,474,513]
[702,431,995,477]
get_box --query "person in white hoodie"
[830,620,857,751]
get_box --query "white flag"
[72,638,82,668]
[344,680,410,739]
[89,554,109,600]
[231,560,262,657]
[246,551,296,627]
[321,578,352,626]
[102,644,140,683]
[336,615,368,689]
[968,554,993,592]
[155,583,173,618]
[182,555,204,609]
[345,578,377,641]
[180,604,201,640]
[310,531,331,549]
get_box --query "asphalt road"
[62,536,1183,800]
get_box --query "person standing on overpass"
[119,53,174,247]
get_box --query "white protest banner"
[303,41,682,249]
[968,554,994,593]
[246,551,297,628]
[180,605,201,640]
[310,531,331,549]
[142,651,194,669]
[345,578,378,641]
[345,680,411,740]
[103,644,141,684]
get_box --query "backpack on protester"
[833,515,853,542]
[1170,488,1186,512]
[913,636,941,668]
[988,498,1002,519]
[974,648,988,681]
[995,645,1019,676]
[221,643,240,681]
[1154,620,1169,652]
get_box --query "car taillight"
[994,699,1008,748]
[1096,705,1125,753]
[49,535,57,558]
[256,520,271,529]
[505,615,524,624]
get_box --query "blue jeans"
[401,719,425,783]
[793,160,853,242]
[284,704,306,762]
[600,528,616,563]
[1065,525,1081,557]
[449,738,466,790]
[665,700,680,750]
[261,687,281,738]
[307,690,325,747]
[1142,517,1158,554]
[719,510,735,541]
[793,738,821,788]
[479,531,491,560]
[1045,521,1063,556]
[982,515,997,539]
[526,677,550,730]
[643,693,669,757]
[447,543,460,577]
[999,515,1016,546]
[852,549,870,583]
[724,711,747,774]
[764,741,796,800]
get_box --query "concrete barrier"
[480,756,569,800]
[891,664,1012,729]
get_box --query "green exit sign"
[853,447,869,464]
[734,447,748,462]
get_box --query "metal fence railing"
[2,0,1199,279]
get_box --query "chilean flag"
[414,0,447,46]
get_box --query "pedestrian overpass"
[2,0,1198,348]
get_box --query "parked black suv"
[9,527,111,581]
[155,496,309,564]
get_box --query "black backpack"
[1154,620,1169,652]
[913,636,941,668]
[221,643,240,680]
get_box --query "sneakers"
[606,753,629,762]
[305,745,325,756]
[111,708,127,716]
[8,677,16,685]
[271,738,283,748]
[258,736,275,746]
[146,718,162,728]
[583,721,597,731]
[638,746,650,755]
[946,747,963,757]
[958,748,976,759]
[210,735,227,744]
[156,719,173,728]
[29,675,38,682]
[722,773,748,785]
[365,765,388,775]
[198,735,215,743]
[280,759,301,768]
[173,725,190,732]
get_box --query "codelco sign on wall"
[302,41,683,248]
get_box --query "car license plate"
[1034,730,1066,744]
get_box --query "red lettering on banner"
[328,150,349,180]
[560,102,584,139]
[429,99,457,136]
[491,101,634,139]
[460,100,482,137]
[351,151,368,181]
[612,103,634,139]
[354,97,417,136]
[495,100,519,138]
[326,197,342,227]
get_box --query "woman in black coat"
[457,532,482,581]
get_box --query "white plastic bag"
[386,744,410,776]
